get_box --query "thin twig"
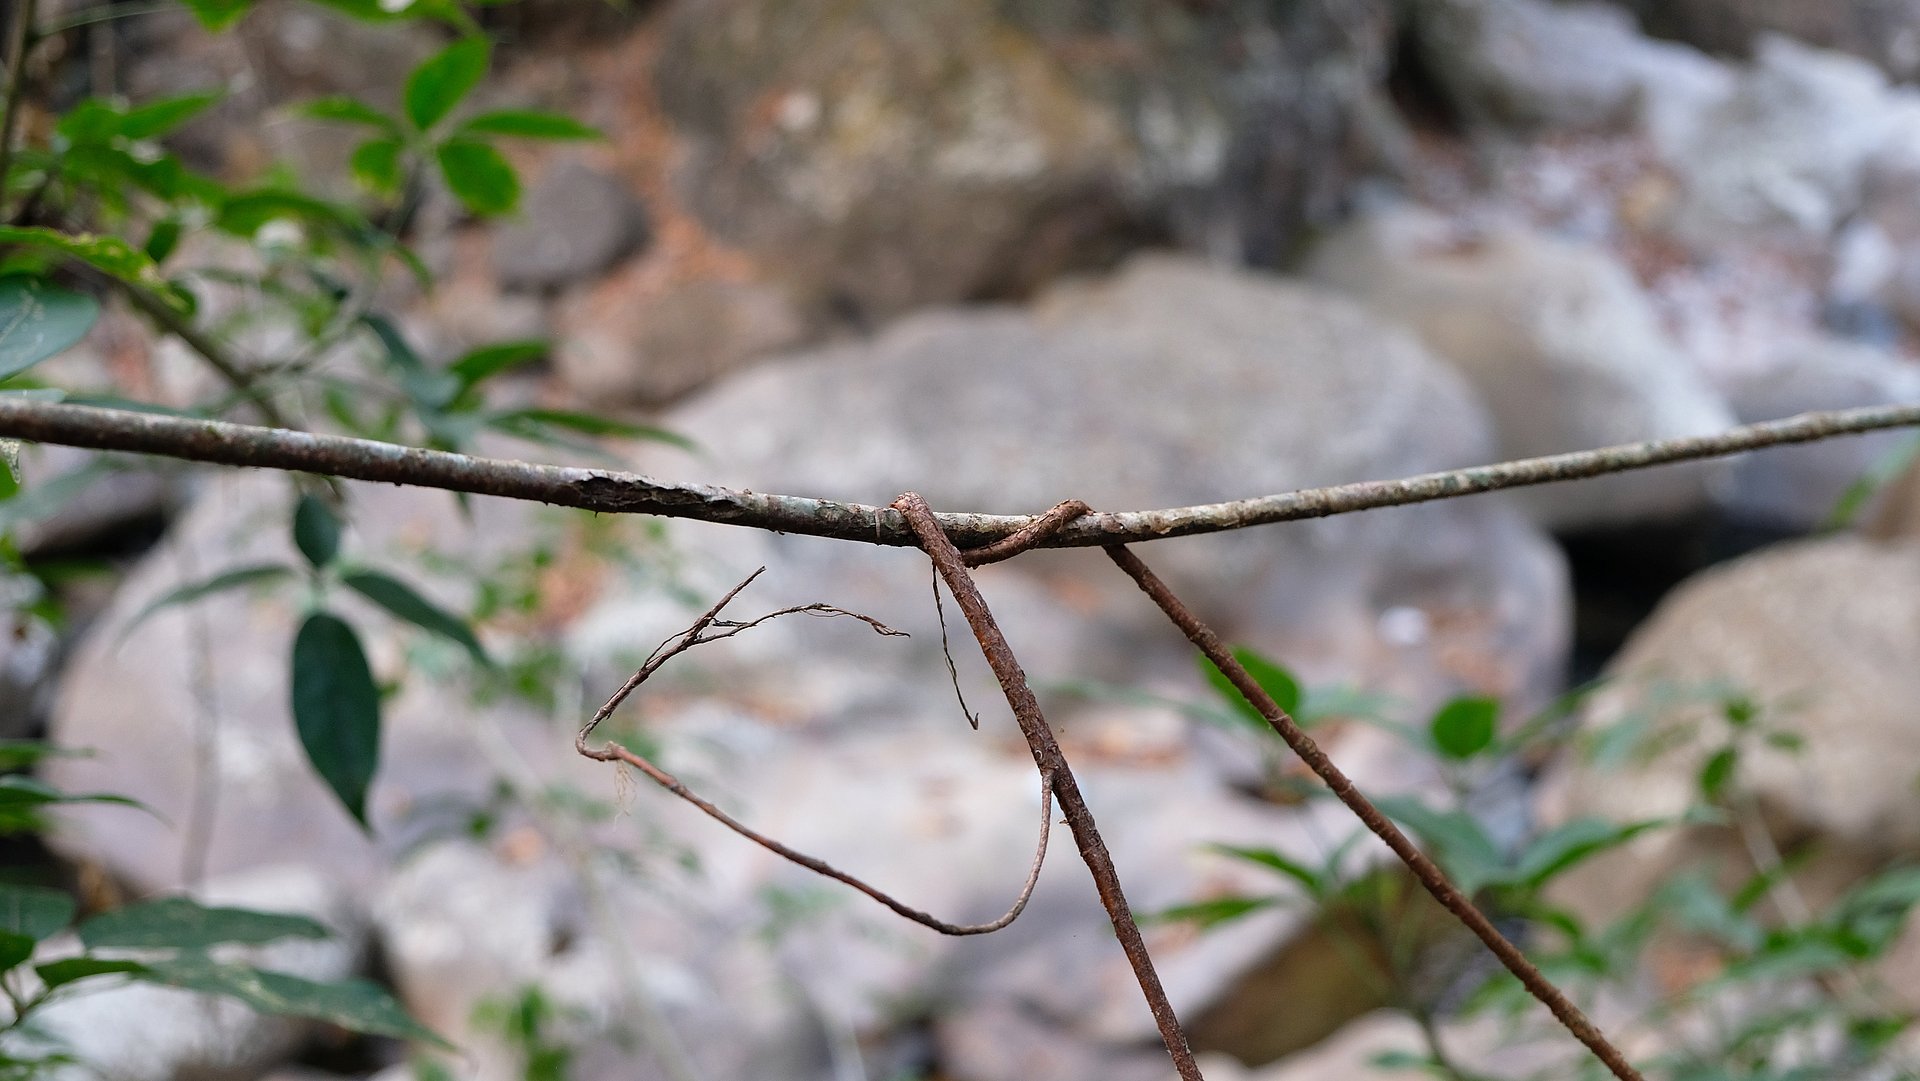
[891,492,1204,1081]
[1104,543,1645,1081]
[0,0,37,206]
[0,399,1915,550]
[575,568,1056,937]
[929,566,980,730]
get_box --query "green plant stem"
[0,0,37,209]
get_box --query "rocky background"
[15,0,1920,1078]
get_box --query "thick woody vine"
[7,397,1920,1079]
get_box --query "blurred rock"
[1307,207,1736,528]
[555,277,806,405]
[655,0,1396,323]
[1716,336,1920,529]
[1662,37,1902,244]
[491,162,651,292]
[1623,0,1920,82]
[1540,535,1920,924]
[1406,0,1727,134]
[644,254,1571,711]
[43,470,561,894]
[123,4,438,192]
[16,865,362,1081]
[0,599,58,742]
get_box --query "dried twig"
[1,398,1916,549]
[576,567,1056,937]
[891,492,1204,1081]
[1105,543,1646,1081]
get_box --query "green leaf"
[343,570,489,666]
[0,884,74,943]
[121,562,297,639]
[1198,647,1300,734]
[435,139,519,216]
[291,612,382,827]
[1207,844,1323,898]
[177,0,255,30]
[1142,895,1280,929]
[1512,817,1666,890]
[0,277,99,380]
[143,219,182,264]
[1373,795,1508,895]
[119,92,222,140]
[292,496,342,569]
[79,899,327,950]
[36,957,148,989]
[487,407,689,445]
[0,228,183,310]
[0,932,36,971]
[1698,746,1738,803]
[349,138,406,195]
[132,955,445,1044]
[454,110,601,141]
[1826,432,1920,530]
[448,340,545,388]
[405,38,490,131]
[296,97,401,134]
[1430,695,1499,760]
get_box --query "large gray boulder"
[1622,0,1920,82]
[655,0,1398,323]
[1307,207,1736,529]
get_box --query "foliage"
[0,0,675,1068]
[1151,650,1920,1080]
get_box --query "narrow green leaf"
[1141,895,1280,929]
[1197,646,1300,734]
[143,219,183,264]
[0,932,35,971]
[296,97,401,134]
[132,955,446,1045]
[1513,817,1666,890]
[292,496,342,569]
[0,228,185,312]
[405,38,490,131]
[1826,433,1920,530]
[435,139,518,216]
[454,110,601,141]
[36,957,148,989]
[121,562,296,639]
[1430,695,1499,760]
[486,407,689,446]
[177,0,254,30]
[349,138,406,195]
[0,884,74,943]
[0,277,99,380]
[1698,746,1738,803]
[448,340,545,387]
[1373,795,1508,895]
[119,92,222,140]
[1207,844,1323,898]
[291,613,382,827]
[80,898,328,950]
[343,570,489,666]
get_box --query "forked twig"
[575,567,1056,937]
[1105,543,1646,1081]
[892,492,1206,1081]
